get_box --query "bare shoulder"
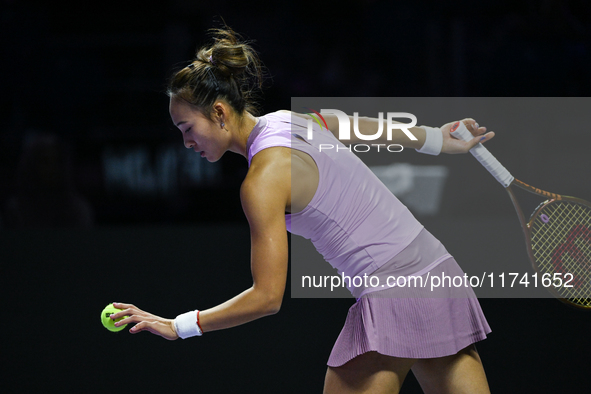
[244,146,291,184]
[240,147,291,215]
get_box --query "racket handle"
[450,121,514,187]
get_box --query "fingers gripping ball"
[101,303,128,332]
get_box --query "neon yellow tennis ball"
[101,303,127,332]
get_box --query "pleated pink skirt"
[327,257,491,367]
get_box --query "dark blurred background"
[1,0,590,393]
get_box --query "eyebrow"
[175,121,187,127]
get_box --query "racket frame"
[450,121,590,309]
[506,180,591,310]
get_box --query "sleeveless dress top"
[245,112,448,294]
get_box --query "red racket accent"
[551,225,591,290]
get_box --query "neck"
[228,112,258,159]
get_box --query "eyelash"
[184,127,192,133]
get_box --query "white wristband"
[174,310,203,339]
[415,126,443,155]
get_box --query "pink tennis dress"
[246,111,491,365]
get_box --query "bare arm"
[196,147,290,332]
[110,147,291,338]
[281,110,495,154]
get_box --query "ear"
[212,100,229,122]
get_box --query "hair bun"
[167,25,264,118]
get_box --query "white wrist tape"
[415,126,443,155]
[174,310,203,339]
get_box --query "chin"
[205,153,223,163]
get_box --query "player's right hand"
[110,302,179,340]
[441,118,495,154]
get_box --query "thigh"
[411,345,491,394]
[323,351,416,394]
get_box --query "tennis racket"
[450,121,591,309]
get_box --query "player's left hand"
[110,302,179,340]
[441,118,495,154]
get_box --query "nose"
[183,136,195,149]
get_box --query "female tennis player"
[111,27,494,393]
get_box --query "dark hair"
[167,27,264,120]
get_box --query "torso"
[246,110,427,288]
[287,149,319,214]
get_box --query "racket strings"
[530,201,591,308]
